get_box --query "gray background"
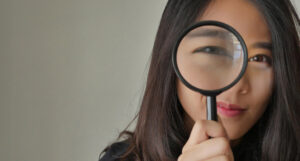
[0,1,298,161]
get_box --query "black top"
[99,141,129,161]
[99,139,259,161]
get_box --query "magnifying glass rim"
[172,20,248,96]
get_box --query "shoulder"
[99,141,130,161]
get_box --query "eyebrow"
[186,29,273,51]
[251,42,272,50]
[186,29,230,40]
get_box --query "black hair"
[100,0,300,160]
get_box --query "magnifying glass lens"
[177,25,245,91]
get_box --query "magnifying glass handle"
[207,96,218,121]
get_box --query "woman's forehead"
[197,0,271,45]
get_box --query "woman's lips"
[217,101,246,117]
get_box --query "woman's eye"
[193,46,230,57]
[248,54,272,66]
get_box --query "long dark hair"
[101,0,300,160]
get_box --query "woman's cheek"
[250,67,274,113]
[238,67,274,136]
[177,79,207,121]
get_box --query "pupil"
[206,47,213,52]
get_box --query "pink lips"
[217,101,246,117]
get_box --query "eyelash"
[193,47,273,66]
[193,46,231,57]
[248,54,272,66]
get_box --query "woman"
[99,0,300,160]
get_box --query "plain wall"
[0,1,299,161]
[0,1,167,161]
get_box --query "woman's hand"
[178,120,234,161]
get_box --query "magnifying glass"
[172,21,248,121]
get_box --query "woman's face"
[177,0,274,142]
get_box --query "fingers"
[179,120,234,161]
[179,137,234,161]
[182,120,228,153]
[179,155,232,161]
[204,155,232,161]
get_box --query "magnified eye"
[193,46,232,58]
[248,54,272,66]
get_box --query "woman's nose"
[226,69,251,97]
[232,70,250,95]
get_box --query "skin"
[177,0,274,160]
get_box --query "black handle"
[207,96,218,121]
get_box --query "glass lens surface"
[176,25,245,91]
